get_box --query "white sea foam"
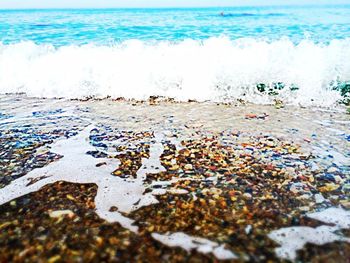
[0,125,165,233]
[152,232,237,260]
[0,124,239,260]
[268,207,350,261]
[1,37,349,106]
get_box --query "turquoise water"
[1,6,350,45]
[0,5,350,104]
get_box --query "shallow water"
[1,5,350,261]
[0,95,349,261]
[1,95,349,164]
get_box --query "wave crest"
[0,37,349,106]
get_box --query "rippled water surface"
[1,6,350,45]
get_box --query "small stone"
[49,210,75,218]
[314,193,325,204]
[319,183,339,192]
[184,164,193,170]
[245,114,257,119]
[0,222,11,230]
[95,236,103,247]
[298,194,311,200]
[96,162,107,167]
[37,235,47,241]
[123,240,131,246]
[230,196,237,201]
[167,189,188,195]
[339,200,350,209]
[66,194,75,201]
[245,225,252,234]
[299,206,310,211]
[243,193,252,200]
[109,237,120,245]
[169,164,179,171]
[334,175,343,184]
[48,255,61,263]
[113,170,122,176]
[274,102,284,109]
[327,167,338,173]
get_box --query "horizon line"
[0,3,349,10]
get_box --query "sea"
[0,5,350,105]
[0,5,350,261]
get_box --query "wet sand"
[0,94,349,262]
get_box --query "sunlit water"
[1,6,350,44]
[0,6,350,104]
[0,6,350,260]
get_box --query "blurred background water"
[0,5,350,45]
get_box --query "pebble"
[1,104,349,262]
[245,225,252,234]
[319,183,339,192]
[243,193,252,200]
[334,175,343,184]
[48,255,61,263]
[49,210,75,218]
[314,193,325,204]
[339,200,350,209]
[327,167,338,173]
[184,164,193,170]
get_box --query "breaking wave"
[0,37,350,106]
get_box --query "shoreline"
[0,94,349,262]
[2,93,349,109]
